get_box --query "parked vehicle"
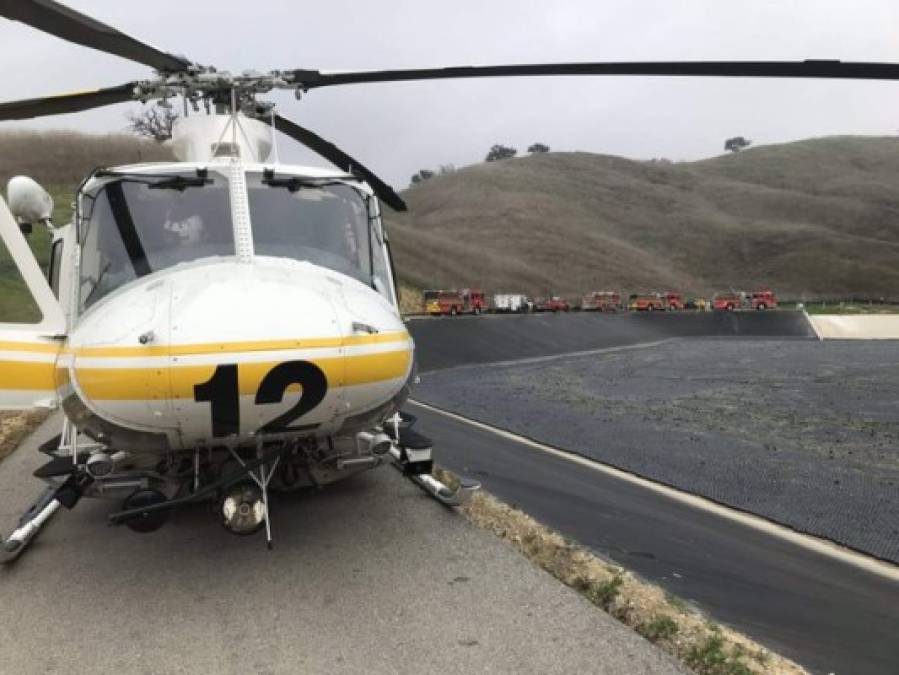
[423,289,464,315]
[581,291,621,312]
[461,288,488,314]
[628,293,665,311]
[712,292,744,311]
[493,293,532,313]
[423,288,488,315]
[664,292,684,311]
[750,288,777,310]
[536,296,570,312]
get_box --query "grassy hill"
[385,136,899,301]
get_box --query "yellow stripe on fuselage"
[0,341,62,354]
[74,349,412,401]
[69,331,410,358]
[0,360,57,391]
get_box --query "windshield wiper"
[262,169,358,192]
[94,168,211,191]
[146,175,210,191]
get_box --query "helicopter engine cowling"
[59,258,413,453]
[171,115,273,164]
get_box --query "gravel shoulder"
[416,338,899,563]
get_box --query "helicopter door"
[0,196,66,410]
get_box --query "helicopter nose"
[167,262,346,437]
[67,260,412,451]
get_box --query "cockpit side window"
[78,171,233,311]
[48,238,64,298]
[247,174,378,286]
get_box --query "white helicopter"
[0,0,895,560]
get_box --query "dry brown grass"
[385,136,899,301]
[0,129,174,189]
[0,410,50,464]
[434,467,805,675]
[397,282,422,316]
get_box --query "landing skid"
[2,413,479,563]
[0,485,60,563]
[0,471,91,563]
[386,412,481,507]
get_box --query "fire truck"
[581,291,621,312]
[712,289,777,311]
[628,293,665,311]
[536,296,570,312]
[664,292,684,310]
[423,288,487,315]
[712,292,743,311]
[750,288,777,310]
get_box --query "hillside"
[3,132,898,310]
[385,136,899,300]
[0,130,174,190]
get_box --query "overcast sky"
[2,0,899,187]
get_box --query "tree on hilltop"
[485,144,517,161]
[410,169,435,184]
[724,136,751,153]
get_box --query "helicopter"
[1,0,897,560]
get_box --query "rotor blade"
[292,60,899,89]
[0,0,190,72]
[0,82,136,121]
[271,114,407,212]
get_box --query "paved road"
[0,414,683,675]
[410,403,899,675]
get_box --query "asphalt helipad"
[0,414,683,674]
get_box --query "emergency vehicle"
[628,293,665,311]
[581,291,621,312]
[664,292,684,310]
[750,289,777,310]
[423,288,487,315]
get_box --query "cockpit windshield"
[78,170,233,311]
[247,172,388,290]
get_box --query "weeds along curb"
[434,466,806,675]
[0,410,50,465]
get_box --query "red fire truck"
[423,288,487,315]
[628,293,665,311]
[536,296,571,312]
[750,288,777,310]
[664,292,684,310]
[713,289,778,311]
[712,292,743,311]
[461,288,488,314]
[581,291,621,312]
